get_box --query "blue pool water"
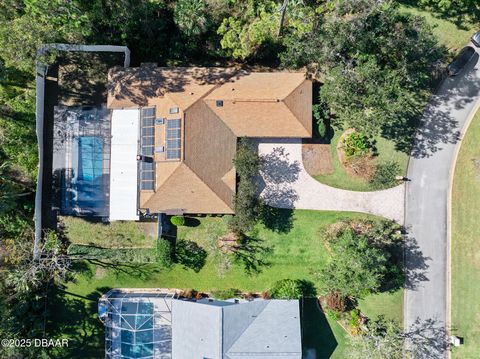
[78,136,103,181]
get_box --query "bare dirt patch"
[302,143,333,176]
[218,232,240,253]
[337,129,376,180]
[95,266,106,279]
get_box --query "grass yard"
[52,210,403,358]
[451,110,480,358]
[61,217,156,248]
[400,5,477,51]
[314,129,409,191]
[357,290,404,324]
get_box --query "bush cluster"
[370,161,401,190]
[170,215,185,226]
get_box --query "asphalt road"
[405,47,480,358]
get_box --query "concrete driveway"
[405,47,480,357]
[256,139,405,223]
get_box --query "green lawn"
[451,111,480,358]
[357,290,404,324]
[52,210,403,358]
[61,217,156,248]
[314,129,409,191]
[400,5,476,51]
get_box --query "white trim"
[109,109,140,221]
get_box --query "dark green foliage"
[229,138,261,235]
[211,288,240,300]
[414,0,480,24]
[156,240,173,268]
[270,279,303,299]
[67,244,157,263]
[371,161,401,189]
[319,219,404,299]
[281,0,446,149]
[170,215,186,226]
[174,240,207,272]
[319,229,388,298]
[270,278,317,299]
[312,103,329,139]
[174,0,209,36]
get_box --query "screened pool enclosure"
[52,106,111,217]
[99,290,177,359]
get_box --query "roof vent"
[216,100,224,107]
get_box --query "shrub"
[156,240,173,268]
[343,132,371,158]
[170,216,185,226]
[212,288,240,300]
[317,120,327,139]
[370,161,401,189]
[349,309,361,330]
[312,103,330,139]
[270,279,303,299]
[67,244,156,263]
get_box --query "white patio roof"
[109,109,140,221]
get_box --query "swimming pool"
[78,136,103,181]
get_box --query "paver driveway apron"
[255,138,405,223]
[405,46,480,358]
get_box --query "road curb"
[446,98,480,359]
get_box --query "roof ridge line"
[142,164,183,208]
[182,161,234,211]
[282,74,308,100]
[283,79,311,135]
[224,301,270,356]
[183,102,237,210]
[183,70,240,112]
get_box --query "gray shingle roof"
[172,299,302,359]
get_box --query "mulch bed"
[302,143,334,176]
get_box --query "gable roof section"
[107,66,236,109]
[142,164,233,214]
[204,72,311,138]
[171,299,302,359]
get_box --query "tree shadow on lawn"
[174,240,208,273]
[259,205,295,234]
[83,259,160,280]
[301,298,338,359]
[233,231,273,275]
[47,285,112,359]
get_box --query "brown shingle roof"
[142,164,234,214]
[107,67,312,214]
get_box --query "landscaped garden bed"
[313,129,409,191]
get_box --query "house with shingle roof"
[99,289,302,359]
[106,66,312,219]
